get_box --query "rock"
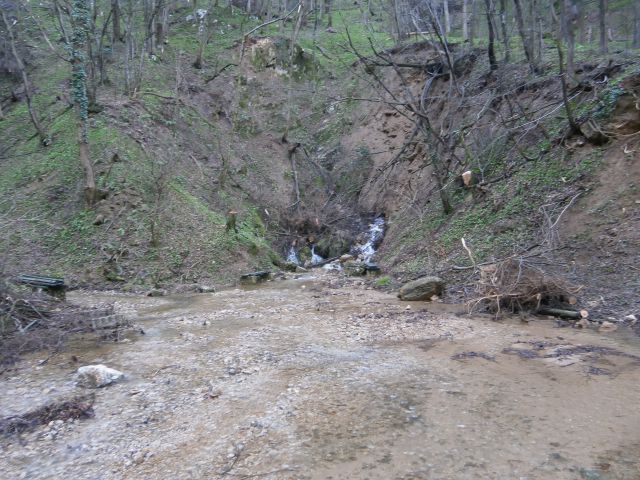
[240,271,272,284]
[398,276,445,301]
[93,214,106,225]
[364,263,381,275]
[581,119,609,145]
[575,318,590,329]
[343,261,366,276]
[339,254,354,263]
[146,288,167,297]
[282,262,298,272]
[76,365,125,388]
[598,321,618,333]
[197,285,215,293]
[461,170,476,187]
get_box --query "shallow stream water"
[1,273,639,479]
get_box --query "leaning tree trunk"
[71,0,97,207]
[1,11,48,145]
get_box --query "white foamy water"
[287,245,301,265]
[354,217,385,263]
[311,245,324,265]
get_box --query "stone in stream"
[343,261,366,276]
[398,276,445,301]
[197,285,216,293]
[76,365,125,388]
[365,263,381,276]
[146,288,167,297]
[339,254,354,263]
[240,271,272,284]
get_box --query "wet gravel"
[1,272,639,479]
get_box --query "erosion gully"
[1,272,639,479]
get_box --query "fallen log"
[537,307,588,320]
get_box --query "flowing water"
[1,273,639,479]
[310,246,324,265]
[353,217,385,263]
[287,246,300,265]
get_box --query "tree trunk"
[469,0,477,46]
[499,0,509,62]
[462,0,469,41]
[551,0,582,134]
[112,0,123,42]
[563,0,577,82]
[513,0,536,72]
[634,2,640,48]
[1,10,48,145]
[484,0,497,70]
[599,0,607,54]
[325,0,332,28]
[71,0,97,207]
[443,0,451,34]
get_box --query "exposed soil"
[1,272,639,479]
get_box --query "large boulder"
[76,365,125,388]
[398,276,445,301]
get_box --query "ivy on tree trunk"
[70,0,97,207]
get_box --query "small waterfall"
[311,245,324,265]
[287,245,300,265]
[354,217,385,263]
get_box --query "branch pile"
[0,280,128,365]
[473,258,583,316]
[0,394,95,436]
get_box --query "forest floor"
[1,272,639,479]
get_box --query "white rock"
[598,321,618,333]
[76,365,125,388]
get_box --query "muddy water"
[1,273,639,479]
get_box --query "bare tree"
[1,10,48,145]
[112,0,123,42]
[484,0,497,70]
[512,0,536,72]
[562,0,577,81]
[499,0,509,62]
[443,0,451,34]
[633,1,640,48]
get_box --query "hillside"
[0,1,638,321]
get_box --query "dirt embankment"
[331,44,639,318]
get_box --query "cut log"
[537,307,587,320]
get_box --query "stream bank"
[1,272,639,479]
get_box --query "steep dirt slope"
[331,44,639,319]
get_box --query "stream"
[1,273,639,479]
[287,217,386,269]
